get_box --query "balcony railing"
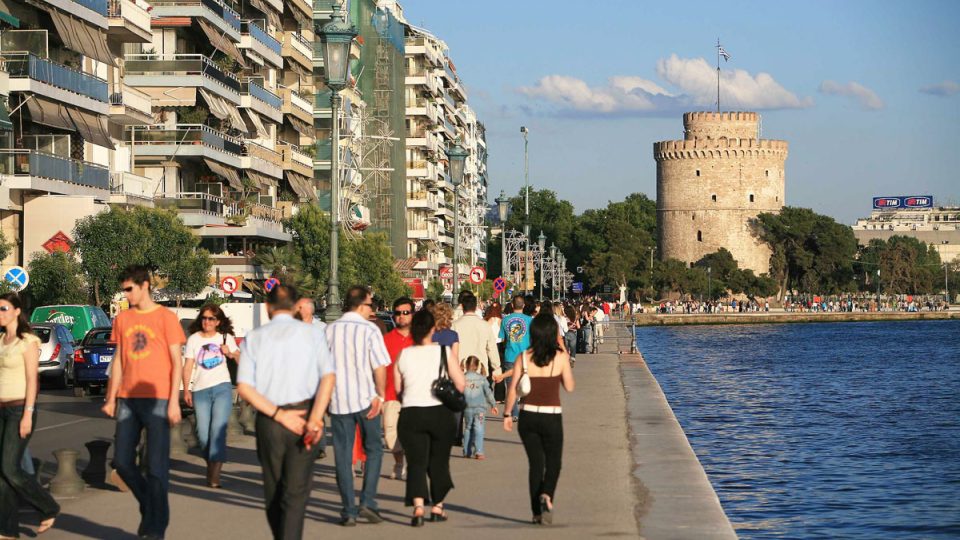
[3,53,108,102]
[156,192,283,223]
[109,84,152,113]
[150,0,240,30]
[315,139,332,160]
[110,171,157,198]
[242,21,281,55]
[407,160,428,169]
[127,124,243,155]
[75,0,109,16]
[125,54,241,92]
[0,150,109,189]
[245,141,282,166]
[242,81,282,109]
[313,0,335,11]
[285,31,312,59]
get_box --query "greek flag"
[718,45,731,62]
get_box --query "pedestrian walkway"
[26,346,640,539]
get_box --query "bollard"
[183,414,199,449]
[81,440,111,486]
[49,449,85,497]
[170,422,188,455]
[239,399,256,433]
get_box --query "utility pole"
[521,126,530,293]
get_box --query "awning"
[0,99,12,131]
[197,19,246,68]
[66,107,114,149]
[244,49,265,66]
[286,115,311,136]
[246,0,280,29]
[0,10,20,28]
[45,7,115,66]
[284,170,316,201]
[287,5,309,28]
[25,96,75,131]
[245,169,275,191]
[199,88,248,133]
[285,58,310,79]
[244,109,269,139]
[203,158,242,190]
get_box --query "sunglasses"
[201,316,219,322]
[393,310,412,316]
[0,306,11,312]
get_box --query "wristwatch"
[25,405,35,412]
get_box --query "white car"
[32,323,76,389]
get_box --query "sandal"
[411,505,425,527]
[429,503,448,522]
[540,495,553,525]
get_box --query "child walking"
[463,356,498,459]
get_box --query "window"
[749,194,755,203]
[765,170,770,178]
[711,194,717,202]
[695,169,701,177]
[697,230,702,242]
[692,214,696,220]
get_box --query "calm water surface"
[635,320,960,539]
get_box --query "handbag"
[432,345,466,412]
[517,351,532,398]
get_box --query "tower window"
[697,230,702,242]
[765,170,770,178]
[711,194,717,202]
[692,214,696,221]
[695,169,701,177]
[749,194,755,203]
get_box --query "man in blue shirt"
[499,295,534,420]
[237,284,336,540]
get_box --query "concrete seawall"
[633,310,959,327]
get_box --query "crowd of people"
[0,266,618,539]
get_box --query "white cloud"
[516,55,812,116]
[818,80,884,110]
[656,55,813,110]
[919,80,960,97]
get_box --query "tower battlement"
[683,111,759,140]
[654,139,788,161]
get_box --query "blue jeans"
[114,398,170,538]
[463,407,487,457]
[192,382,232,463]
[330,406,383,519]
[503,363,520,418]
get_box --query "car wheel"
[73,385,86,398]
[59,369,70,389]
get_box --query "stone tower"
[654,112,787,274]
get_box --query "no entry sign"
[220,276,239,294]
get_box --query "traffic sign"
[572,282,583,293]
[439,266,453,280]
[493,277,506,293]
[220,276,239,295]
[264,277,280,292]
[469,266,486,284]
[3,266,28,291]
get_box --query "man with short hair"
[237,284,336,540]
[103,265,186,540]
[499,295,533,420]
[452,292,501,379]
[326,286,391,526]
[381,297,414,480]
[294,297,327,332]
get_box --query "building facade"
[654,111,787,274]
[853,204,960,262]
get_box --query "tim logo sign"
[873,196,933,210]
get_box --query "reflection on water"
[635,320,960,539]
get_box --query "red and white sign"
[220,276,239,295]
[439,266,453,280]
[469,266,486,284]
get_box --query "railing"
[406,160,428,169]
[127,124,243,155]
[0,150,109,189]
[289,88,312,113]
[125,54,241,92]
[109,84,152,113]
[242,21,281,55]
[108,0,151,29]
[245,141,282,166]
[284,31,312,60]
[155,192,285,224]
[242,81,282,109]
[74,0,109,16]
[277,142,312,169]
[150,0,240,30]
[314,139,332,160]
[2,53,108,102]
[110,171,157,198]
[313,0,335,11]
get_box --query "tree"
[284,204,332,289]
[0,229,12,263]
[424,279,445,302]
[26,251,87,306]
[654,259,689,296]
[856,236,943,294]
[341,231,410,305]
[502,188,577,254]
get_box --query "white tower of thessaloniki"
[654,111,787,274]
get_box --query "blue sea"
[635,320,960,539]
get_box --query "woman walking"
[563,305,579,367]
[0,293,59,537]
[395,309,465,526]
[182,304,240,488]
[503,313,575,525]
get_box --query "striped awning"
[285,115,311,136]
[245,169,276,191]
[284,170,316,201]
[203,158,242,190]
[198,19,246,68]
[45,7,115,66]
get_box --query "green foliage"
[26,251,87,306]
[424,278,445,302]
[285,204,332,288]
[856,236,943,294]
[0,229,12,262]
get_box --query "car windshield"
[32,328,52,343]
[85,330,114,346]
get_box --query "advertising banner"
[873,196,933,210]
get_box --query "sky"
[398,0,960,224]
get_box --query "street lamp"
[495,189,510,302]
[319,1,356,322]
[550,243,557,301]
[537,231,546,301]
[447,142,468,300]
[707,266,712,308]
[558,253,566,300]
[521,126,530,292]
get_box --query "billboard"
[873,196,933,210]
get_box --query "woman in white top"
[395,308,465,527]
[182,304,239,488]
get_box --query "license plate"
[100,355,112,363]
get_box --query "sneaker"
[358,506,384,524]
[339,517,357,527]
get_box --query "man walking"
[237,284,336,540]
[499,295,533,420]
[452,292,501,380]
[382,296,415,480]
[326,286,391,526]
[103,265,186,540]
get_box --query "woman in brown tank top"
[503,312,575,525]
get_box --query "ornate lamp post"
[550,243,558,301]
[521,126,530,292]
[447,142,468,300]
[319,1,356,322]
[537,231,546,301]
[496,189,510,302]
[559,253,566,300]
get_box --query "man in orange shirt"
[102,265,186,540]
[382,297,414,480]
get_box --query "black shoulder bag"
[432,345,466,412]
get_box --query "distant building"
[654,112,787,273]
[853,203,960,262]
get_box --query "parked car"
[72,327,115,398]
[30,305,112,344]
[31,323,76,389]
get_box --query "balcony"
[40,0,108,26]
[243,142,283,179]
[151,0,241,36]
[240,21,282,68]
[109,171,158,205]
[407,192,438,212]
[313,0,335,13]
[155,191,290,240]
[125,54,241,104]
[127,124,243,167]
[0,150,109,198]
[314,139,331,161]
[286,0,312,22]
[109,84,152,125]
[277,141,313,177]
[107,0,152,43]
[4,54,108,113]
[280,87,313,125]
[282,31,312,71]
[240,81,283,122]
[407,228,438,241]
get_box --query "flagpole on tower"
[716,37,721,113]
